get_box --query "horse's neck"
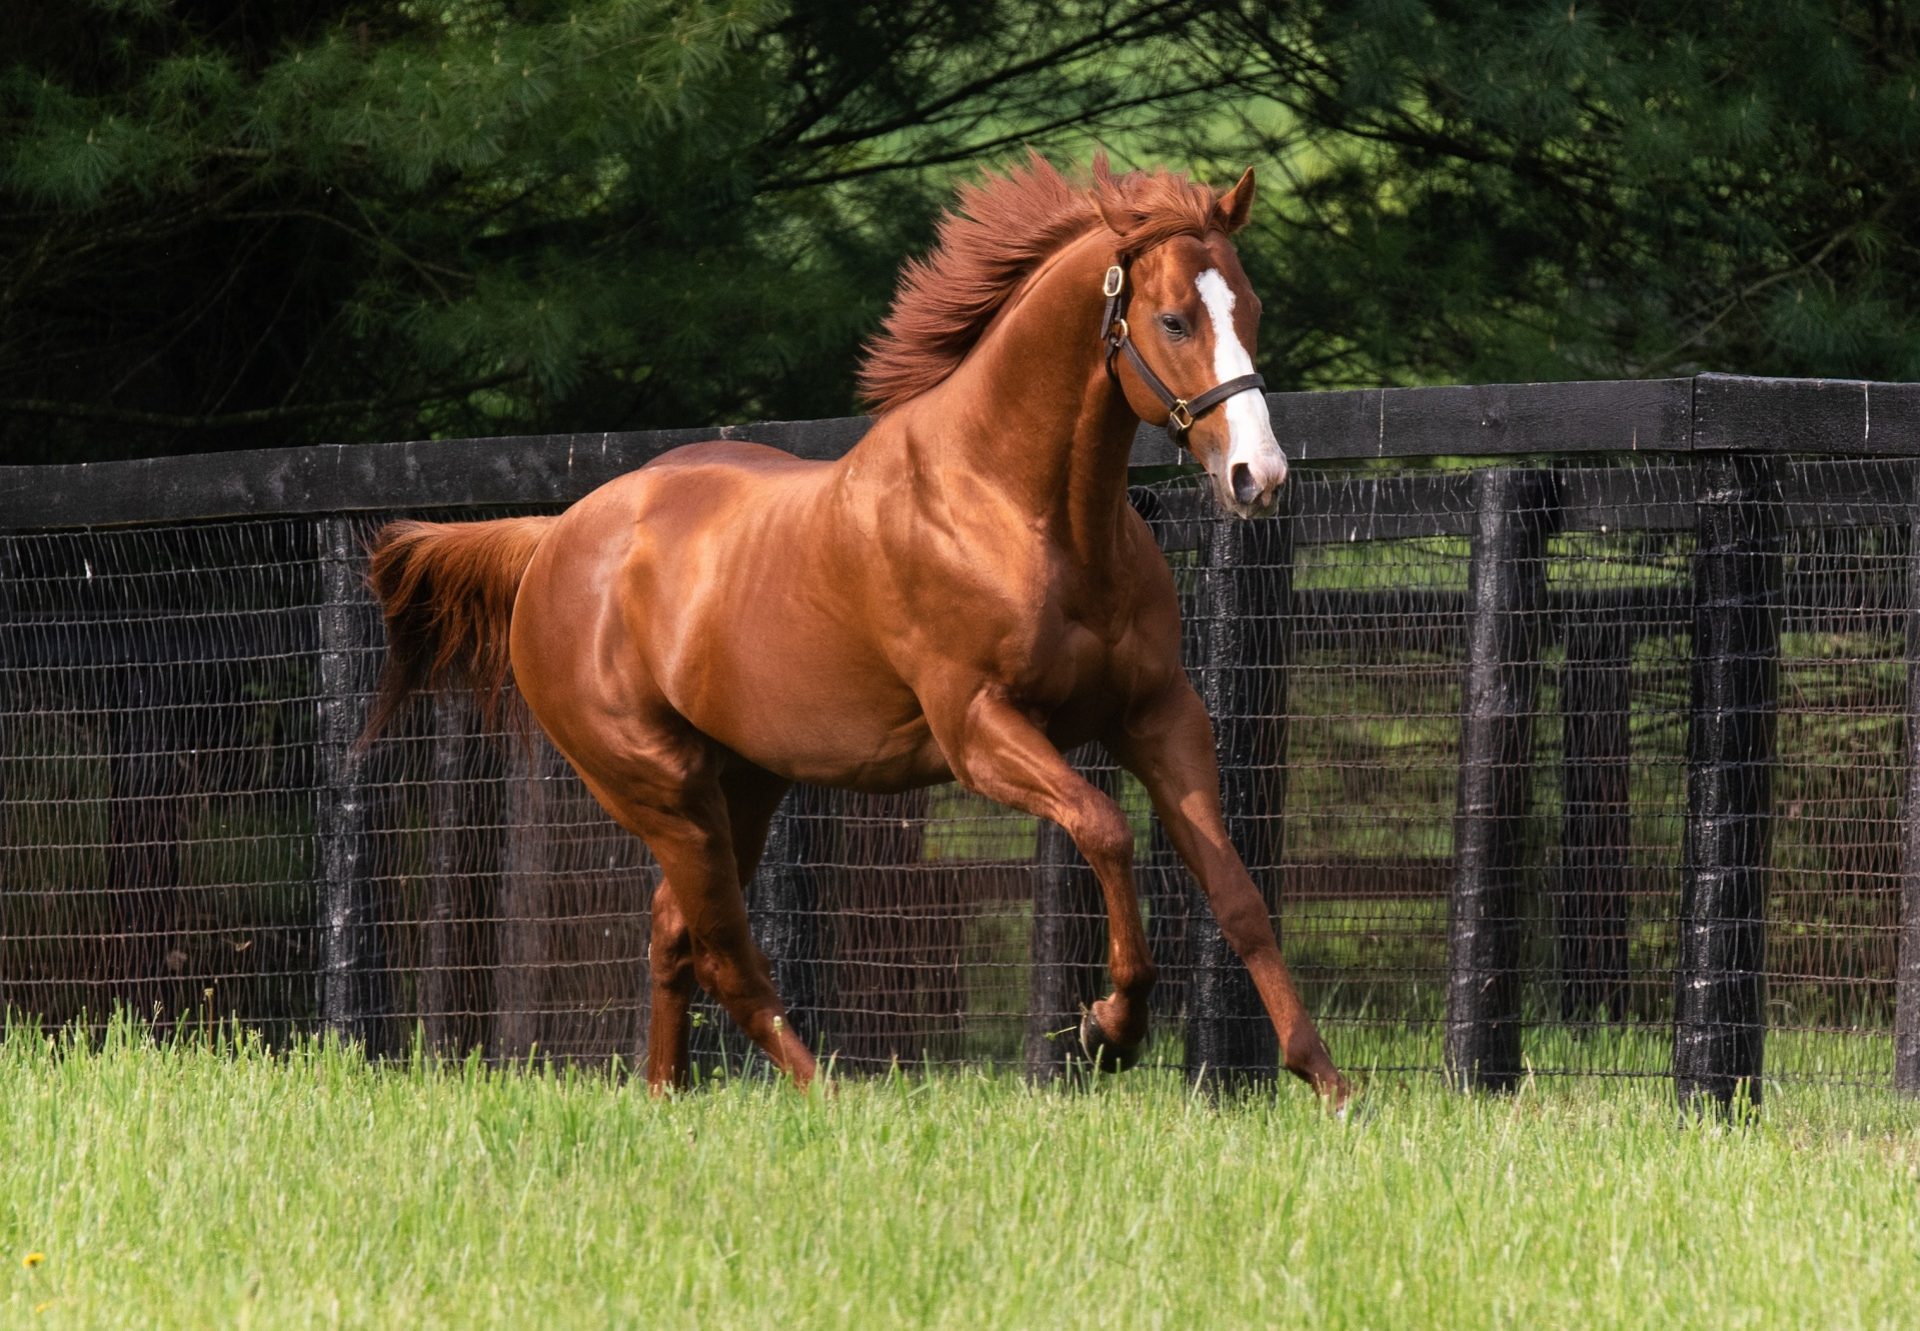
[907,235,1137,561]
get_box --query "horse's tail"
[358,515,559,746]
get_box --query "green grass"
[4,1020,1920,1329]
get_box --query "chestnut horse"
[364,156,1348,1102]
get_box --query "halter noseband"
[1100,256,1266,446]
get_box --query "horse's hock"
[5,375,1920,1102]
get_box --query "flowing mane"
[858,154,1230,415]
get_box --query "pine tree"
[1190,1,1920,389]
[0,0,1224,461]
[1,0,781,458]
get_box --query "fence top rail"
[0,373,1910,530]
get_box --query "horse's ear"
[1095,192,1142,239]
[1216,166,1256,233]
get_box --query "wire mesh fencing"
[2,446,1918,1094]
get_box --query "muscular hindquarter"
[509,444,951,792]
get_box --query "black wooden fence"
[4,374,1920,1106]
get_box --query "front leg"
[1109,679,1349,1104]
[923,685,1158,1067]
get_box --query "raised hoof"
[1078,1006,1142,1073]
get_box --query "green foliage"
[0,1,1226,460]
[11,3,1920,460]
[3,0,803,456]
[1186,2,1920,390]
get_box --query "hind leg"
[646,880,697,1091]
[644,769,792,1093]
[572,740,813,1088]
[637,794,815,1086]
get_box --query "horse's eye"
[1159,314,1187,339]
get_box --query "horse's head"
[1097,168,1288,519]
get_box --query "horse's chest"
[1008,608,1125,715]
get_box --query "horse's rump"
[359,515,557,744]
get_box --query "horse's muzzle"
[1216,447,1288,518]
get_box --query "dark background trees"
[1,0,1225,459]
[1199,1,1920,391]
[5,0,1919,462]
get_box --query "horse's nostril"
[1230,462,1259,506]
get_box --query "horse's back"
[642,437,825,477]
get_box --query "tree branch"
[760,78,1237,193]
[784,0,1197,155]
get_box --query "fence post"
[492,733,549,1062]
[316,516,388,1050]
[1675,452,1781,1113]
[1027,762,1108,1082]
[1894,475,1920,1095]
[1560,617,1633,1022]
[1187,507,1291,1089]
[1445,468,1557,1092]
[425,694,490,1056]
[0,537,11,1016]
[1133,487,1194,1039]
[752,785,824,1061]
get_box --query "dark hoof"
[1078,1006,1142,1073]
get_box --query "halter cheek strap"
[1100,257,1265,445]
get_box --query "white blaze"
[1194,269,1287,502]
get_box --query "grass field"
[3,1021,1918,1330]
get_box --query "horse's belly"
[682,644,949,792]
[645,564,947,789]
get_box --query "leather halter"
[1100,255,1265,446]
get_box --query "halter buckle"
[1168,399,1194,432]
[1102,265,1125,299]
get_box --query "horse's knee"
[1069,797,1134,871]
[1209,887,1277,959]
